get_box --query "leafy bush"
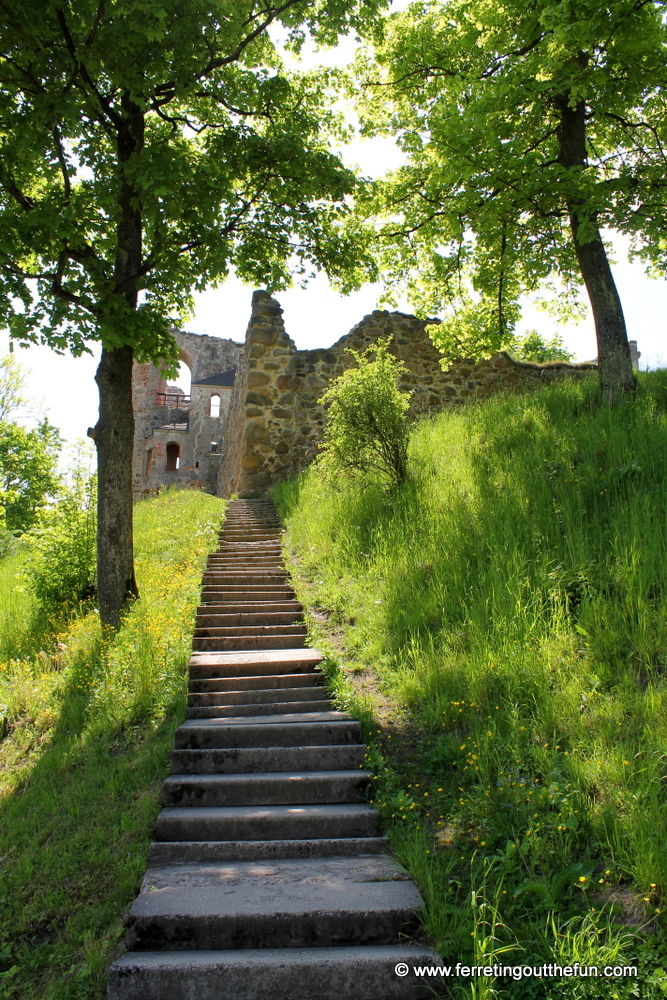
[318,338,411,487]
[28,471,97,611]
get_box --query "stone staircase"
[107,499,441,999]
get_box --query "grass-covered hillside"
[0,490,224,1000]
[275,372,667,998]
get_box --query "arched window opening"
[158,354,192,407]
[210,438,219,454]
[210,394,221,418]
[145,449,153,476]
[166,442,180,471]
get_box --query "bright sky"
[2,11,666,449]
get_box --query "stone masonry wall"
[218,290,597,497]
[133,330,243,494]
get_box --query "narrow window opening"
[145,449,153,476]
[166,442,180,471]
[210,439,219,453]
[210,394,221,418]
[195,461,199,469]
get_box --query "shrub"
[318,338,411,487]
[28,470,97,611]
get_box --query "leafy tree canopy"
[354,0,667,393]
[0,354,32,421]
[509,331,574,364]
[0,0,385,366]
[0,418,62,532]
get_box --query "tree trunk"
[92,345,138,626]
[556,94,635,402]
[91,92,144,627]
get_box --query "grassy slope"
[275,373,667,999]
[0,490,224,1000]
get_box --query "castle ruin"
[132,290,602,498]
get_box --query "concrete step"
[214,554,283,561]
[201,575,289,586]
[215,543,282,549]
[196,602,303,615]
[125,856,417,950]
[191,634,307,651]
[202,570,287,590]
[155,804,380,843]
[188,649,323,679]
[215,537,282,543]
[217,531,281,537]
[205,570,286,576]
[195,613,303,628]
[208,552,283,558]
[174,715,360,750]
[162,770,373,807]
[188,686,325,706]
[169,745,366,774]
[108,944,441,1000]
[188,673,323,693]
[186,700,333,718]
[199,590,297,603]
[148,837,391,865]
[219,527,281,533]
[194,624,307,637]
[207,555,283,563]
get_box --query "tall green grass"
[275,373,667,998]
[0,489,224,1000]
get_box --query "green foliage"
[318,339,411,487]
[354,0,667,356]
[0,354,31,422]
[509,332,574,364]
[0,0,385,363]
[27,471,97,612]
[276,372,667,996]
[0,418,61,532]
[0,489,223,999]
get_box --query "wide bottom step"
[125,855,420,950]
[108,944,443,1000]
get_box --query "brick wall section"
[218,290,597,497]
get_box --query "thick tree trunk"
[556,94,635,402]
[92,345,138,626]
[90,92,144,627]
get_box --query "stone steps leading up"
[107,498,440,999]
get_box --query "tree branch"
[52,125,72,199]
[55,6,122,129]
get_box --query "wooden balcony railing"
[156,392,190,408]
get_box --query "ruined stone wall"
[219,291,597,497]
[133,330,243,494]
